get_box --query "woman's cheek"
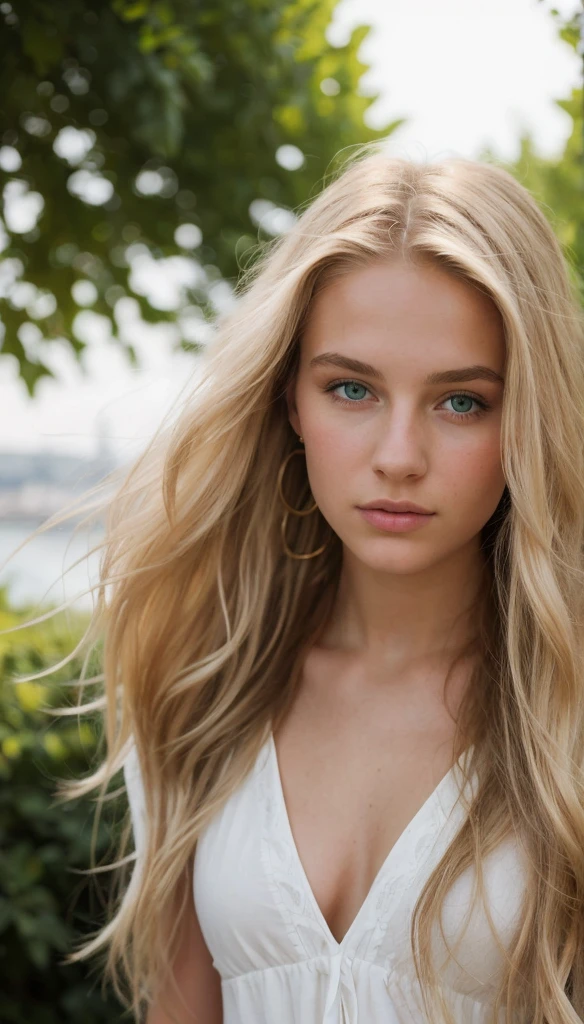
[442,442,505,527]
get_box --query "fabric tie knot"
[321,950,358,1024]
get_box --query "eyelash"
[322,379,491,421]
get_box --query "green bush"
[0,586,130,1024]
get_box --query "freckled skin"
[286,259,507,586]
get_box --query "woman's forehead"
[300,261,505,372]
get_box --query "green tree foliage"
[0,0,404,396]
[0,588,128,1022]
[491,5,583,301]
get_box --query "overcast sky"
[2,0,581,463]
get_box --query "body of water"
[0,521,104,613]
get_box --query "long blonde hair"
[5,143,584,1023]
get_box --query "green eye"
[323,381,490,421]
[448,395,474,414]
[341,382,368,401]
[443,392,489,420]
[324,379,372,404]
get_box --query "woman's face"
[286,258,507,575]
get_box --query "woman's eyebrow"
[309,352,504,385]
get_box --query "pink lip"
[357,507,435,533]
[359,499,433,515]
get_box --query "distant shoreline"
[0,515,105,528]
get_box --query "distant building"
[0,447,121,525]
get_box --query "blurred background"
[0,1,582,1021]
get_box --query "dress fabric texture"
[124,732,528,1024]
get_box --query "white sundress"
[124,731,529,1023]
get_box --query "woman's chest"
[193,736,528,996]
[270,719,464,946]
[273,646,470,918]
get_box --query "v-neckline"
[267,729,470,951]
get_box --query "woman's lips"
[357,507,435,533]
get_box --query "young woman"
[14,146,584,1023]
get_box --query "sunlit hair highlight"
[3,141,584,1023]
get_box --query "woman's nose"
[369,408,429,479]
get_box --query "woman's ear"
[285,376,301,436]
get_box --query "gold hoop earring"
[277,445,329,560]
